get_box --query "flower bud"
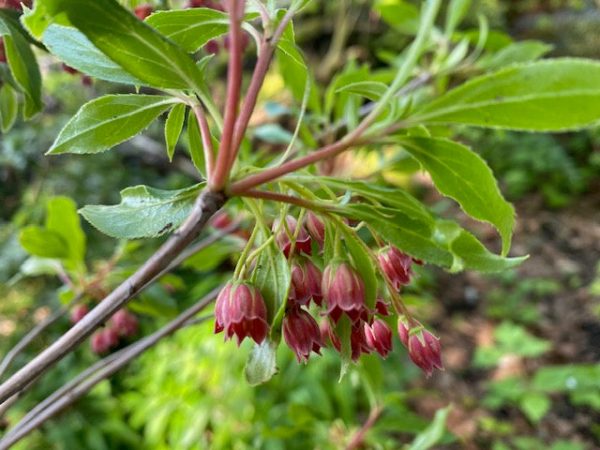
[91,328,119,354]
[204,39,220,55]
[398,319,443,377]
[70,304,89,324]
[134,4,153,20]
[305,212,325,249]
[378,246,413,290]
[322,262,366,323]
[110,309,139,338]
[214,281,269,345]
[350,321,373,361]
[283,307,323,363]
[364,319,393,358]
[289,258,323,307]
[273,215,312,258]
[319,319,341,352]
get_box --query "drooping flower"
[319,319,341,352]
[397,317,443,377]
[110,309,139,338]
[305,212,325,249]
[375,298,391,316]
[350,321,373,361]
[378,246,413,290]
[289,258,323,306]
[364,319,393,358]
[70,304,89,324]
[90,328,119,354]
[273,215,312,258]
[134,4,153,20]
[214,281,269,345]
[322,262,366,322]
[283,307,323,363]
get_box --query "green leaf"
[398,137,515,255]
[79,184,203,239]
[519,392,551,423]
[145,7,229,53]
[374,0,420,35]
[254,124,294,145]
[48,94,177,155]
[19,226,69,259]
[252,232,290,325]
[340,226,377,310]
[412,59,600,131]
[42,25,143,85]
[476,41,552,71]
[0,83,18,132]
[335,81,388,101]
[0,11,42,118]
[164,103,186,161]
[46,197,86,268]
[244,339,278,386]
[43,0,207,92]
[186,107,205,176]
[407,406,451,450]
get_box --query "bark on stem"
[0,189,226,405]
[0,288,220,449]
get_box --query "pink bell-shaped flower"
[322,262,366,323]
[364,319,393,358]
[283,307,323,363]
[214,282,269,345]
[305,212,325,249]
[289,258,323,306]
[398,317,443,377]
[350,321,373,361]
[272,215,312,258]
[378,246,413,290]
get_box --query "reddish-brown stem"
[210,0,246,191]
[192,103,215,178]
[241,189,320,210]
[229,125,370,195]
[345,406,383,450]
[229,8,298,168]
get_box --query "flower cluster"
[85,309,139,355]
[213,212,444,376]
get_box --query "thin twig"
[0,288,221,449]
[0,293,84,380]
[192,103,216,178]
[0,190,226,405]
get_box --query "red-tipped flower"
[305,212,325,249]
[378,246,413,290]
[350,321,373,361]
[283,307,323,363]
[70,304,89,324]
[91,328,119,354]
[398,317,443,377]
[289,258,323,307]
[273,215,312,258]
[134,4,153,20]
[110,309,139,338]
[214,281,269,345]
[322,262,366,323]
[364,319,393,358]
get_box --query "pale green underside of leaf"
[245,340,278,386]
[41,0,207,92]
[412,58,600,131]
[145,8,229,53]
[42,25,143,85]
[398,136,515,255]
[48,94,177,155]
[79,184,204,239]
